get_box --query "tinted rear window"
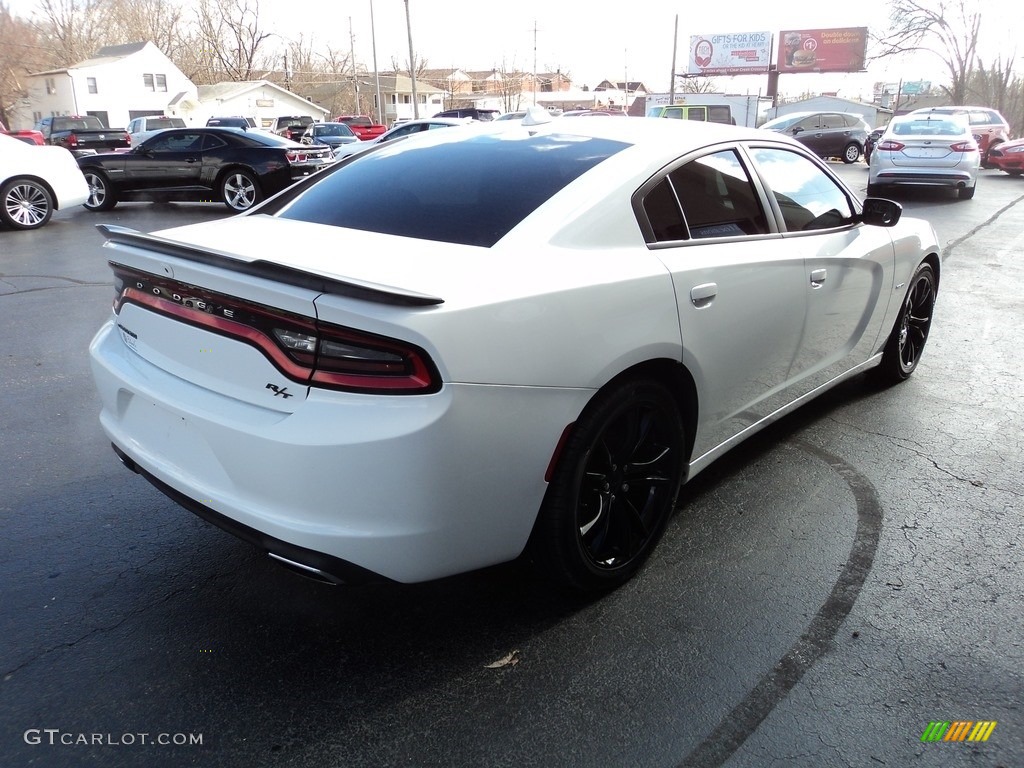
[271,132,629,247]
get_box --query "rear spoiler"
[97,225,444,307]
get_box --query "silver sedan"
[868,114,980,199]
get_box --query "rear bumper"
[870,170,976,188]
[90,320,591,583]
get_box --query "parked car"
[271,116,315,142]
[300,122,360,149]
[0,119,45,145]
[89,116,940,592]
[868,112,979,199]
[494,111,527,121]
[334,115,387,141]
[127,115,186,146]
[0,133,89,230]
[206,116,256,129]
[908,106,1009,167]
[35,115,131,156]
[863,126,885,163]
[434,107,500,121]
[985,138,1024,176]
[77,127,334,212]
[332,117,472,159]
[760,111,870,163]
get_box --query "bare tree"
[193,0,274,82]
[35,0,110,66]
[678,76,718,94]
[0,2,49,126]
[495,61,524,112]
[103,0,186,59]
[874,0,981,104]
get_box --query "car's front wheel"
[82,170,117,211]
[872,262,936,385]
[1,178,53,229]
[842,142,861,164]
[530,377,687,591]
[220,170,262,211]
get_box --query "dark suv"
[760,111,870,163]
[433,108,500,121]
[908,106,1009,167]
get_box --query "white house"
[195,80,329,128]
[23,42,196,130]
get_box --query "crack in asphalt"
[0,273,108,296]
[678,438,882,768]
[943,192,1024,260]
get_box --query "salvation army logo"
[694,39,713,68]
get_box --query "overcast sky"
[9,0,1018,99]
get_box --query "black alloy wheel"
[874,262,936,384]
[531,378,686,591]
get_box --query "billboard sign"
[687,32,772,76]
[777,27,868,73]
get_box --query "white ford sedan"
[89,112,940,591]
[1,133,89,230]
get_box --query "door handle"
[810,268,827,288]
[690,282,717,308]
[186,157,199,163]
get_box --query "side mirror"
[859,197,902,227]
[791,127,804,135]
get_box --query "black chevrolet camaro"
[77,127,335,212]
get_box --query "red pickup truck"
[0,119,45,145]
[334,115,387,141]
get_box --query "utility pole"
[404,0,419,118]
[370,0,383,124]
[349,17,360,114]
[532,19,538,106]
[669,15,678,106]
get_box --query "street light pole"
[404,0,419,118]
[370,0,383,124]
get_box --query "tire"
[872,262,936,385]
[1007,170,1023,177]
[529,378,687,591]
[866,183,884,197]
[1,178,53,230]
[220,170,262,211]
[958,185,976,200]
[82,170,117,211]
[842,142,861,164]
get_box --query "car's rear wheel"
[842,142,861,164]
[1007,170,1023,177]
[220,170,262,211]
[1,178,53,229]
[82,170,117,211]
[872,262,936,385]
[866,183,885,197]
[958,185,976,200]
[530,378,686,591]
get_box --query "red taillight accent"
[111,264,440,394]
[67,133,78,147]
[950,141,976,152]
[285,151,308,163]
[877,140,904,152]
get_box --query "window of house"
[155,74,167,92]
[143,74,155,91]
[87,77,98,94]
[46,78,56,95]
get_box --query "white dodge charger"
[89,111,940,591]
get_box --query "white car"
[0,133,89,230]
[868,113,980,199]
[126,115,186,146]
[89,117,940,591]
[332,117,473,159]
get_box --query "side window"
[795,116,819,132]
[201,134,227,151]
[642,149,769,241]
[748,147,855,232]
[819,114,841,129]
